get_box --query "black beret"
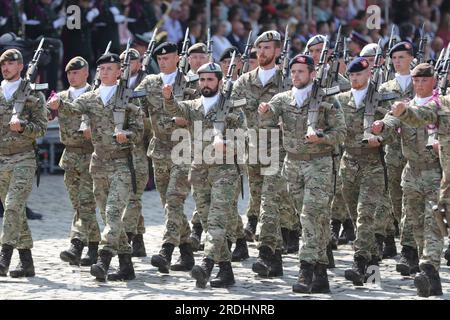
[219,46,241,62]
[347,57,370,73]
[289,54,314,68]
[65,56,89,72]
[153,42,178,57]
[411,63,434,77]
[389,41,413,58]
[96,53,120,66]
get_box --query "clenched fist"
[371,120,384,135]
[47,95,61,110]
[258,102,270,114]
[162,84,173,100]
[391,101,407,117]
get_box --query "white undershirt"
[161,70,177,85]
[395,73,412,92]
[1,78,21,101]
[292,83,313,107]
[201,94,219,114]
[351,85,369,108]
[129,74,138,88]
[258,66,277,87]
[68,84,90,100]
[413,94,433,106]
[99,84,117,105]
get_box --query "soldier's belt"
[0,144,34,156]
[345,147,379,156]
[408,160,441,172]
[287,151,331,161]
[94,149,130,160]
[65,145,94,154]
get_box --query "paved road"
[0,174,449,300]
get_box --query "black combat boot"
[10,249,35,278]
[375,234,385,261]
[281,228,289,254]
[90,249,113,281]
[244,216,258,242]
[338,219,355,245]
[60,238,84,266]
[287,229,300,254]
[232,238,249,262]
[327,243,335,268]
[0,244,14,276]
[330,219,341,250]
[382,235,397,259]
[132,234,147,257]
[126,232,134,244]
[444,243,450,266]
[210,261,235,288]
[311,263,330,293]
[171,243,195,271]
[151,243,175,274]
[191,257,214,288]
[80,242,99,266]
[292,261,315,293]
[252,246,273,277]
[344,255,367,286]
[108,253,135,281]
[269,249,284,277]
[190,223,203,252]
[414,263,443,297]
[396,245,419,276]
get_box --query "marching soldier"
[373,63,444,297]
[258,54,346,293]
[48,53,143,282]
[135,42,196,274]
[57,57,101,267]
[163,62,247,288]
[0,48,47,278]
[119,48,148,257]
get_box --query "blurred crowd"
[0,0,449,93]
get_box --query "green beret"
[65,56,89,72]
[0,49,23,64]
[120,48,141,61]
[255,31,281,46]
[411,63,434,77]
[188,43,207,55]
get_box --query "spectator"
[211,20,232,61]
[162,1,183,43]
[436,12,450,46]
[227,20,246,53]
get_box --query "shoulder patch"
[233,98,247,107]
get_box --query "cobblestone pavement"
[0,174,449,300]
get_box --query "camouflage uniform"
[0,88,47,250]
[164,94,246,263]
[381,103,442,270]
[57,87,100,244]
[394,96,450,269]
[135,72,197,248]
[59,90,143,256]
[337,91,392,261]
[263,90,346,264]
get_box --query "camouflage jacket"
[164,95,246,165]
[379,77,415,166]
[263,90,346,156]
[59,88,143,171]
[381,100,439,165]
[336,90,391,159]
[135,71,198,160]
[0,84,47,169]
[396,95,450,206]
[57,85,93,149]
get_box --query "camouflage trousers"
[385,162,406,236]
[283,156,333,265]
[190,163,239,263]
[122,145,148,236]
[340,153,385,260]
[152,158,190,247]
[60,150,100,244]
[227,181,245,243]
[331,157,353,222]
[0,165,34,249]
[91,161,131,255]
[401,163,443,270]
[245,163,264,219]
